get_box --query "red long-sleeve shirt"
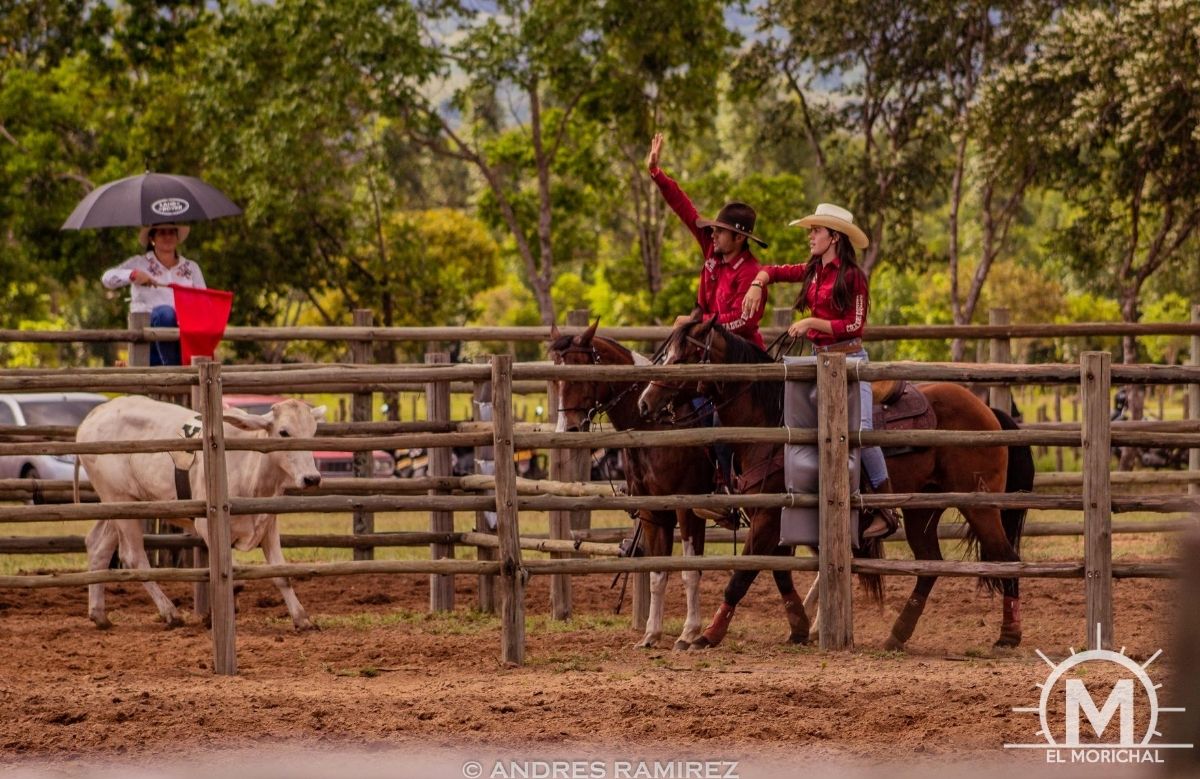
[762,258,868,347]
[651,168,766,349]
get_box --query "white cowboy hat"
[138,223,190,248]
[789,203,869,250]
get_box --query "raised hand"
[646,132,664,172]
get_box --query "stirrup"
[863,508,899,540]
[694,507,741,530]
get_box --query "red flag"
[171,285,233,365]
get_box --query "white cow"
[77,396,324,630]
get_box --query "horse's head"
[637,316,731,419]
[548,318,630,432]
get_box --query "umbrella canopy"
[61,172,242,229]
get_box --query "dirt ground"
[0,560,1188,775]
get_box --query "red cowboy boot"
[692,602,736,648]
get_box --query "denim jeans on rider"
[149,305,182,367]
[848,348,888,489]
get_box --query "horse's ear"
[578,318,600,345]
[696,315,717,335]
[549,324,561,342]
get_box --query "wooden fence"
[0,353,1198,674]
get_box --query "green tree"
[737,0,952,276]
[991,0,1200,365]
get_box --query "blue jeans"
[693,396,734,487]
[149,305,181,367]
[849,349,888,489]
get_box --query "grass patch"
[332,665,381,678]
[526,612,628,633]
[311,607,498,634]
[0,508,637,575]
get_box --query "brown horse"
[549,321,715,649]
[637,318,1032,651]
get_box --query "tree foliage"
[0,0,1195,366]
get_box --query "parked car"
[0,392,108,500]
[222,394,394,477]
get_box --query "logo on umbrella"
[151,198,191,217]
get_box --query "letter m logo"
[1065,678,1135,745]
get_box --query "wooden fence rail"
[3,319,1200,345]
[0,349,1196,667]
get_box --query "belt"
[811,338,863,354]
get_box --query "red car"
[222,394,394,478]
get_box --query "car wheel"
[21,465,43,505]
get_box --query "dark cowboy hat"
[696,202,768,248]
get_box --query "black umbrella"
[61,172,242,229]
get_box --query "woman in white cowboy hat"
[101,223,206,366]
[739,203,898,540]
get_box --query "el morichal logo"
[1005,624,1193,765]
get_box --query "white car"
[0,393,108,498]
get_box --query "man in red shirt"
[646,133,767,527]
[646,133,767,348]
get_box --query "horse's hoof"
[164,615,185,630]
[883,635,906,652]
[994,633,1022,649]
[90,616,112,630]
[673,640,691,652]
[294,619,320,632]
[690,636,717,650]
[787,632,810,646]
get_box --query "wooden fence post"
[127,311,151,369]
[426,352,454,612]
[473,355,496,613]
[568,307,593,537]
[1190,305,1199,514]
[1054,387,1065,472]
[989,308,1012,414]
[351,309,375,561]
[128,312,164,563]
[198,362,236,675]
[190,356,211,620]
[817,352,853,650]
[1081,351,1113,650]
[547,309,591,620]
[491,354,526,665]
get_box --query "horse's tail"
[993,407,1033,556]
[852,535,885,605]
[966,407,1033,593]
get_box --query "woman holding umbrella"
[101,223,206,366]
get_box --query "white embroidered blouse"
[101,252,206,313]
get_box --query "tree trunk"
[948,130,968,362]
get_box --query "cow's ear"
[222,411,273,431]
[310,405,327,422]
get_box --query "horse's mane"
[668,322,783,425]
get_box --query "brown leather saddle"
[872,380,936,456]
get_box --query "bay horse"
[549,321,716,649]
[637,318,1033,651]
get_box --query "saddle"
[872,380,936,457]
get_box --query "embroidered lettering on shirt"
[845,293,865,333]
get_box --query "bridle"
[645,326,715,400]
[552,343,644,430]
